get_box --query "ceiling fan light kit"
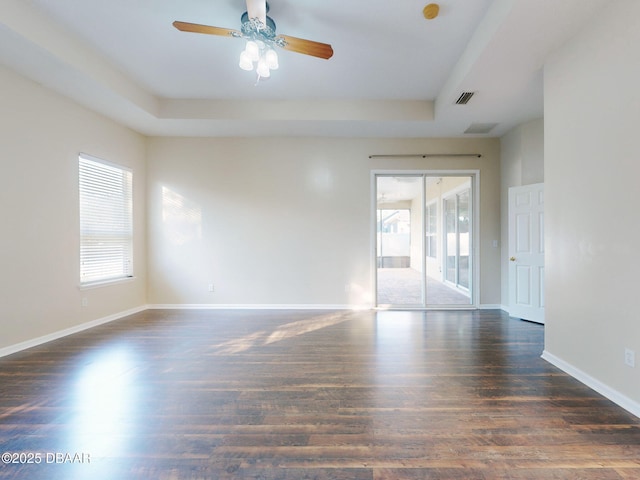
[239,39,279,78]
[237,13,281,79]
[173,0,333,83]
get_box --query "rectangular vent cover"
[464,123,499,135]
[455,92,475,105]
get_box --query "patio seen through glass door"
[375,174,473,307]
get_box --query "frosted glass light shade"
[245,41,260,62]
[256,58,270,78]
[239,51,254,71]
[265,49,279,70]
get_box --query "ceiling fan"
[173,0,333,81]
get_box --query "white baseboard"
[0,305,148,359]
[478,304,503,310]
[147,304,370,311]
[150,304,508,312]
[541,350,640,419]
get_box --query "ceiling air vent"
[464,123,498,135]
[455,91,475,105]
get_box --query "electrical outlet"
[625,348,635,368]
[208,284,214,293]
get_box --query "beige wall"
[501,118,544,189]
[500,118,544,306]
[0,66,147,352]
[544,0,640,406]
[146,137,501,307]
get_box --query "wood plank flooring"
[0,309,639,479]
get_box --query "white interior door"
[508,183,545,324]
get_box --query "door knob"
[510,256,516,262]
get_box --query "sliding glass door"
[375,174,474,308]
[376,176,424,306]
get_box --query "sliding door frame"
[371,169,480,309]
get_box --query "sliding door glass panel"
[426,176,472,306]
[376,176,424,307]
[458,190,470,290]
[444,197,457,285]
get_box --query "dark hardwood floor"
[1,309,639,479]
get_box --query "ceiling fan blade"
[276,35,334,60]
[172,21,241,38]
[246,0,267,24]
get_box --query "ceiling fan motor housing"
[241,12,277,39]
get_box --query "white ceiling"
[0,0,605,138]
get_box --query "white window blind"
[79,154,133,285]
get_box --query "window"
[79,154,133,285]
[426,202,437,258]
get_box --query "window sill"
[79,276,136,291]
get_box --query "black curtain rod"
[368,153,482,159]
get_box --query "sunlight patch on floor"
[212,312,355,355]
